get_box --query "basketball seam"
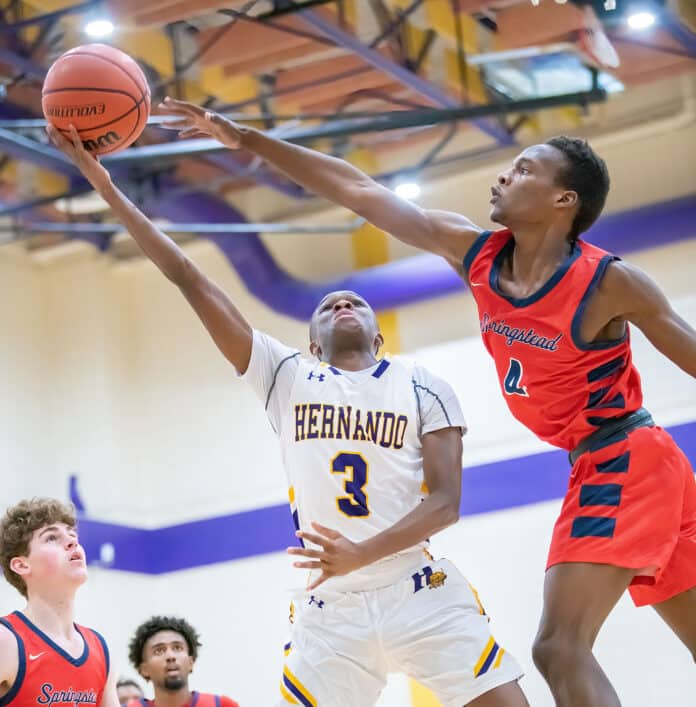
[51,91,146,134]
[47,50,149,98]
[43,50,149,146]
[47,51,150,96]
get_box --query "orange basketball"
[42,43,151,155]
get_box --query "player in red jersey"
[117,679,143,705]
[156,99,696,706]
[0,498,119,707]
[126,616,239,707]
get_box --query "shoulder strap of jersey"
[81,626,110,676]
[463,229,492,275]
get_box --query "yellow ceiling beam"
[444,47,487,103]
[199,68,258,106]
[33,167,68,197]
[424,0,479,52]
[117,29,173,79]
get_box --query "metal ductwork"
[146,186,696,321]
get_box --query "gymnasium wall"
[1,118,695,706]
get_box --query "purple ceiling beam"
[298,10,514,146]
[146,184,465,319]
[0,126,79,176]
[0,48,47,80]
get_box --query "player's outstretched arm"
[603,260,696,377]
[47,125,253,374]
[159,98,482,272]
[288,426,462,590]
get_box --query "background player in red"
[157,98,696,707]
[126,616,239,707]
[117,678,144,705]
[0,498,119,706]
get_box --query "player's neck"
[507,223,573,285]
[152,686,193,707]
[327,349,378,371]
[22,592,77,639]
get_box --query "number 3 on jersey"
[331,452,369,517]
[504,358,529,397]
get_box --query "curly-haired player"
[127,616,239,707]
[0,498,119,707]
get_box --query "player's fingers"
[295,530,328,547]
[292,560,321,570]
[160,96,205,116]
[177,127,208,140]
[49,126,74,154]
[286,547,321,559]
[68,124,82,150]
[45,124,63,148]
[311,522,341,539]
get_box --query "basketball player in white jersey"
[48,124,528,707]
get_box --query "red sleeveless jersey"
[465,228,643,451]
[0,611,108,707]
[130,693,239,707]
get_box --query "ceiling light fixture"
[626,11,656,30]
[84,18,114,38]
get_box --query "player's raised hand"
[46,124,111,192]
[287,522,369,590]
[158,96,244,149]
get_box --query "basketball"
[42,43,150,155]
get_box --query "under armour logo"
[307,371,326,382]
[308,595,325,609]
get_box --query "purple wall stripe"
[79,420,695,574]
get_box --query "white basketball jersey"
[241,330,466,591]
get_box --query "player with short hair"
[127,616,239,707]
[116,678,144,705]
[0,498,119,707]
[49,124,528,707]
[154,101,696,706]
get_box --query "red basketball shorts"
[547,425,696,606]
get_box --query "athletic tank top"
[465,228,643,450]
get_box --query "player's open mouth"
[334,310,354,320]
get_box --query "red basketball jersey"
[130,693,239,707]
[465,229,643,451]
[0,611,109,707]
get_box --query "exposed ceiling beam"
[297,9,515,145]
[93,89,608,168]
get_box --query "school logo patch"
[428,570,447,589]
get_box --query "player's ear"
[374,333,384,356]
[309,341,322,359]
[9,556,29,577]
[555,189,578,209]
[138,663,150,681]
